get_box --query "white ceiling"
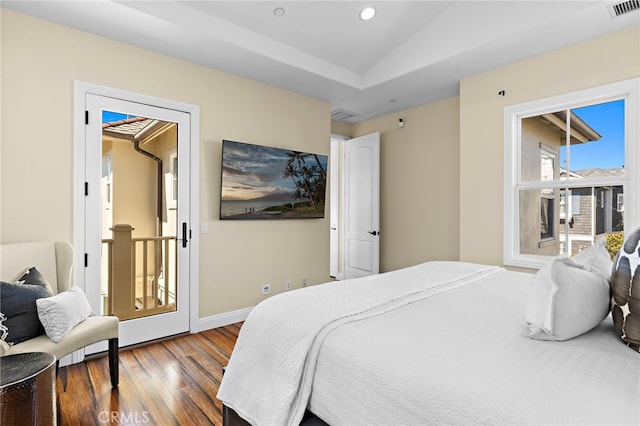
[4,1,639,123]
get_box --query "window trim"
[618,193,624,212]
[503,78,639,269]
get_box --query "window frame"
[503,78,639,269]
[618,193,624,212]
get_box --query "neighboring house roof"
[559,168,585,179]
[539,111,602,144]
[102,116,175,144]
[573,167,625,178]
[102,117,155,139]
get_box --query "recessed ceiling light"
[359,7,376,21]
[273,7,285,17]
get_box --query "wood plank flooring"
[56,323,242,425]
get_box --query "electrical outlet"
[285,280,291,291]
[302,278,307,287]
[262,284,271,295]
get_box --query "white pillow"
[525,242,611,341]
[36,287,94,343]
[572,238,614,280]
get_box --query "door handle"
[181,222,188,248]
[368,230,378,236]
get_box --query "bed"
[217,259,639,426]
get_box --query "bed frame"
[221,366,329,426]
[223,404,328,426]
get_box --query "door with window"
[84,94,191,350]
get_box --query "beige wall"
[330,120,353,138]
[0,9,330,318]
[351,97,460,272]
[459,25,640,268]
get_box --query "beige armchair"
[0,241,119,387]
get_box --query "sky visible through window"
[560,99,625,172]
[102,111,130,123]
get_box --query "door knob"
[368,230,378,236]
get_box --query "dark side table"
[0,352,56,425]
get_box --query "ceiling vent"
[608,0,640,18]
[331,108,358,122]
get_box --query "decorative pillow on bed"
[36,287,94,343]
[0,267,55,344]
[525,240,612,341]
[572,238,614,280]
[610,227,640,352]
[0,313,10,355]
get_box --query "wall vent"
[608,0,640,18]
[331,108,358,122]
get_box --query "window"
[504,79,638,268]
[571,192,581,215]
[540,193,554,240]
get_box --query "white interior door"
[343,132,380,279]
[84,94,191,350]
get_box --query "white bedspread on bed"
[310,269,640,425]
[217,261,503,426]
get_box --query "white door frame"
[330,132,380,280]
[73,81,200,359]
[330,134,349,279]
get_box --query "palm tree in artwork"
[287,151,326,179]
[292,187,304,203]
[286,151,308,171]
[311,154,326,179]
[299,165,317,209]
[308,164,325,205]
[283,150,325,211]
[283,162,316,208]
[282,163,299,188]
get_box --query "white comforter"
[310,269,640,425]
[217,261,503,426]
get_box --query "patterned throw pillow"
[0,266,54,344]
[17,266,54,292]
[0,313,10,355]
[610,228,640,351]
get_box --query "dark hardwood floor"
[56,323,242,425]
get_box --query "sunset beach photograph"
[220,140,327,220]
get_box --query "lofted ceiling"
[3,1,639,123]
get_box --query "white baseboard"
[198,306,253,332]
